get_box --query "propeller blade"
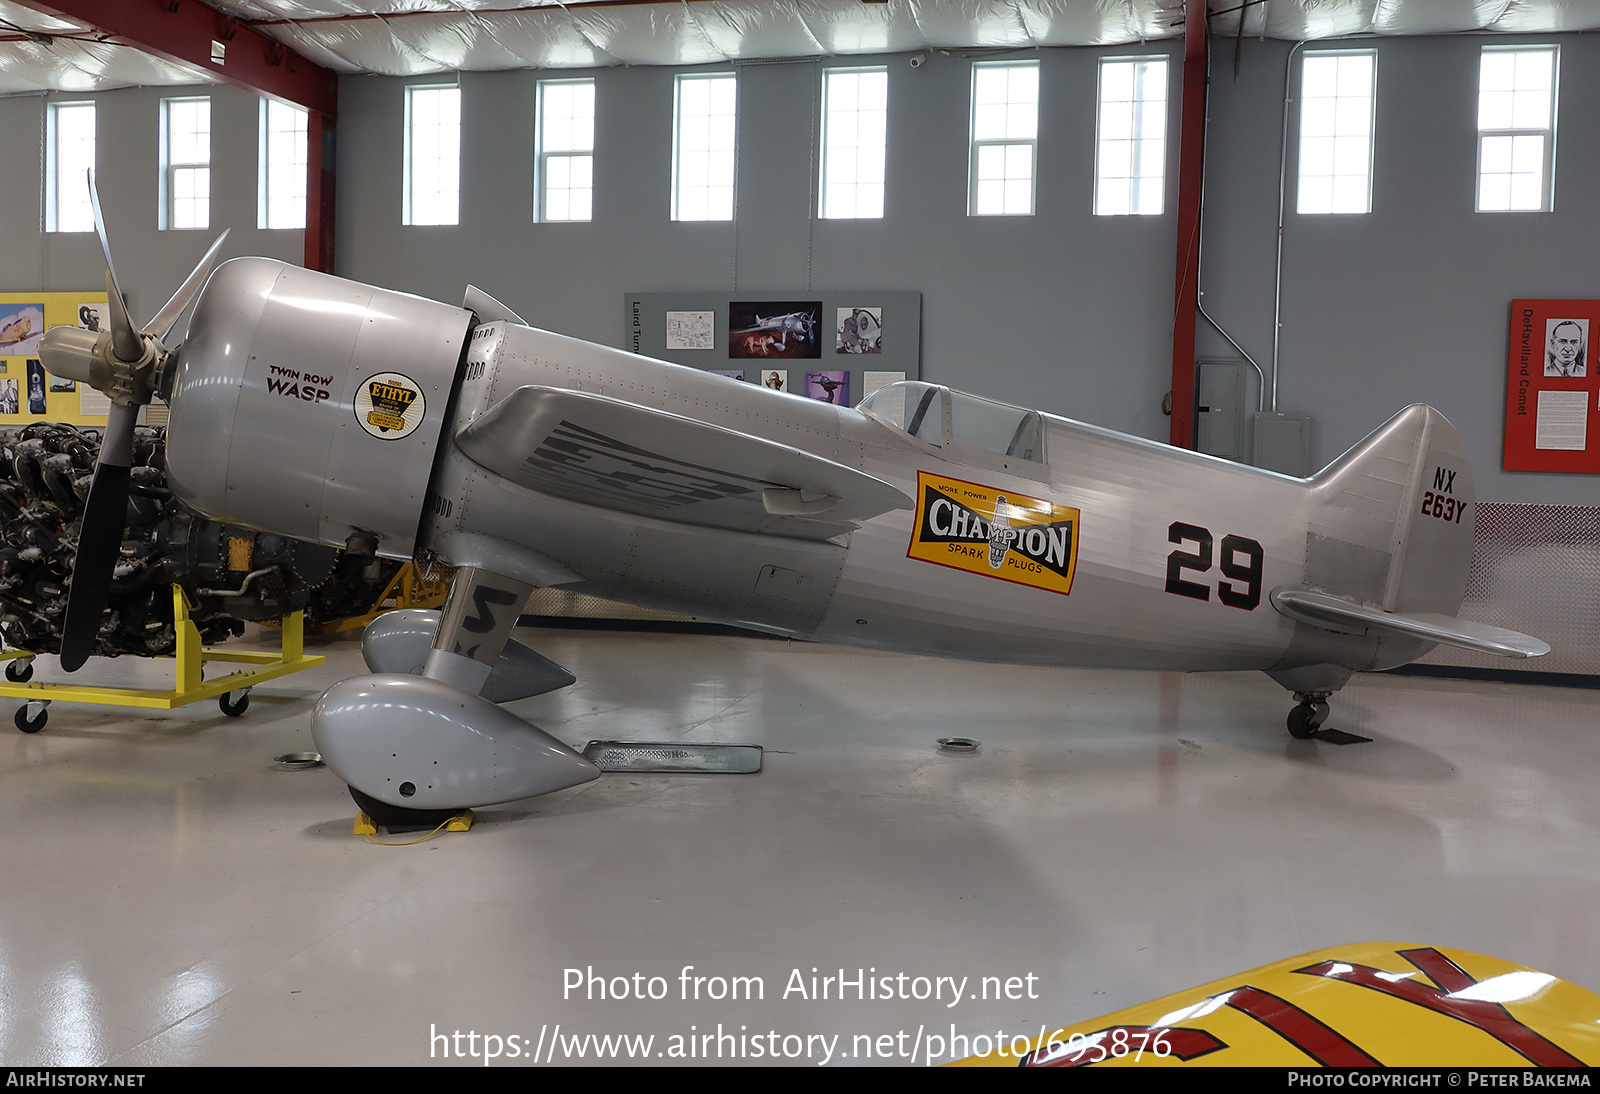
[88,169,141,362]
[146,229,229,342]
[58,403,138,672]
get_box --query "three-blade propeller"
[37,171,228,671]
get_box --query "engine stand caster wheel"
[219,689,250,718]
[5,658,34,683]
[14,701,48,734]
[1287,700,1330,740]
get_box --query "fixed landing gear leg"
[421,566,536,696]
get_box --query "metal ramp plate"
[582,741,763,774]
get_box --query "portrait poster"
[1505,299,1600,472]
[0,290,108,426]
[836,307,882,354]
[728,301,821,360]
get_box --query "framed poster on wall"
[1504,299,1600,472]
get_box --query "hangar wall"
[331,45,1180,446]
[1,34,1597,508]
[1198,34,1600,507]
[0,85,304,324]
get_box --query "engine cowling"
[163,257,472,561]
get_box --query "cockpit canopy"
[859,381,1044,464]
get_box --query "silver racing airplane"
[40,200,1546,824]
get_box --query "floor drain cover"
[274,752,324,769]
[583,741,763,774]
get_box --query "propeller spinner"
[37,171,228,671]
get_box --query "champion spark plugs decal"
[907,472,1079,596]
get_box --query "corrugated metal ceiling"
[2,1,1599,93]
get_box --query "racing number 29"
[1165,522,1264,610]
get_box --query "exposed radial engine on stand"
[0,423,345,659]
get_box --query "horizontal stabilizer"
[1271,588,1550,659]
[456,385,912,540]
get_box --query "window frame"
[818,66,889,221]
[1093,55,1169,217]
[45,100,95,234]
[258,97,308,231]
[1295,49,1377,216]
[1475,44,1559,213]
[968,60,1040,218]
[672,71,738,223]
[403,82,461,227]
[535,77,596,224]
[161,96,211,231]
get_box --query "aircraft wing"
[1270,588,1550,658]
[454,385,912,540]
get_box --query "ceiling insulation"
[2,0,1599,92]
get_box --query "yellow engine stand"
[0,585,326,733]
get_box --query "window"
[820,68,887,220]
[1297,51,1376,214]
[537,79,594,222]
[46,101,95,233]
[405,84,460,226]
[1094,58,1167,216]
[1477,46,1558,212]
[162,97,210,230]
[969,61,1038,216]
[259,99,308,230]
[673,73,736,222]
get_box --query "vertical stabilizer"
[1304,404,1474,617]
[1270,405,1476,685]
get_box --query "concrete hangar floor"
[1,619,1596,1066]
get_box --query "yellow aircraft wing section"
[953,943,1600,1067]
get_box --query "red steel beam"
[306,109,335,273]
[15,1,336,115]
[1169,0,1207,449]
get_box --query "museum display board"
[1505,299,1600,471]
[623,290,921,407]
[0,291,111,426]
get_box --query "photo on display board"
[762,369,788,393]
[0,303,44,356]
[806,370,849,405]
[666,310,715,351]
[45,358,75,392]
[1545,318,1588,377]
[728,301,822,359]
[25,359,45,414]
[836,307,883,354]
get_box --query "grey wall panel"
[333,46,1182,445]
[0,85,302,329]
[1197,35,1600,506]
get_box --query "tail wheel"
[1287,700,1329,740]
